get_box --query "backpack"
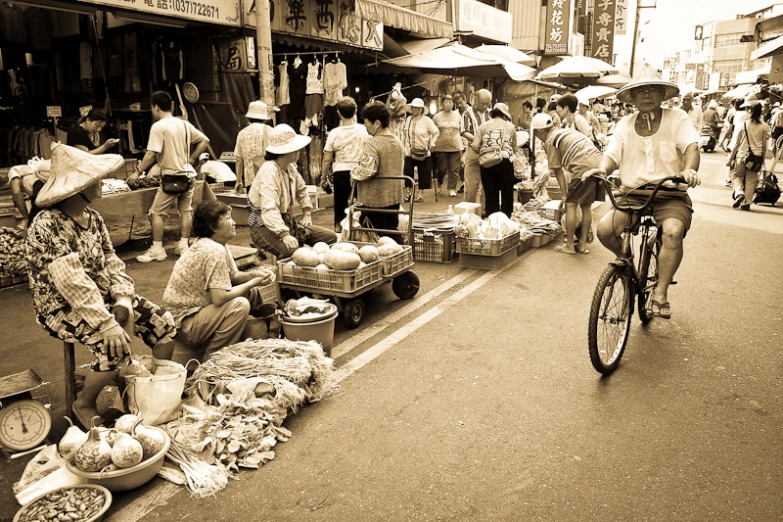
[754,173,781,206]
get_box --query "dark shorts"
[611,190,693,234]
[565,177,598,205]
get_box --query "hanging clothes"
[305,61,323,95]
[288,58,307,129]
[0,2,27,44]
[277,61,290,106]
[123,33,141,93]
[323,60,347,107]
[24,8,53,50]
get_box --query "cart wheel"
[344,299,365,329]
[392,272,420,300]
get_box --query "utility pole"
[255,0,275,108]
[628,0,656,76]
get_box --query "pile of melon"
[288,237,404,271]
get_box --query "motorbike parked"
[699,124,720,153]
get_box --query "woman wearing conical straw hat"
[26,143,177,426]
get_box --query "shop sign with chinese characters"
[77,0,240,26]
[544,0,571,55]
[243,0,382,50]
[590,0,616,64]
[614,0,627,36]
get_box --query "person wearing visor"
[582,66,701,320]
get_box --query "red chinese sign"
[590,0,616,64]
[544,0,571,55]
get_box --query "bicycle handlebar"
[590,174,686,213]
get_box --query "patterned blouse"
[234,123,272,187]
[26,208,135,328]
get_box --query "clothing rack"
[272,51,341,57]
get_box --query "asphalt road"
[2,151,781,521]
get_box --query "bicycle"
[587,174,685,375]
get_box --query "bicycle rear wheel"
[588,265,633,374]
[638,231,661,325]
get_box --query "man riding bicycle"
[583,66,701,320]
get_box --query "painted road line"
[105,483,181,522]
[331,270,477,359]
[335,251,530,382]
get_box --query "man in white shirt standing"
[457,89,491,212]
[128,91,210,263]
[681,92,703,132]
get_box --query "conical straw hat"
[36,143,124,207]
[616,64,679,104]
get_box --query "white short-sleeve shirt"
[605,108,700,191]
[146,116,208,176]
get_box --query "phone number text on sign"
[148,0,220,19]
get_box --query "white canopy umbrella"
[473,44,537,66]
[575,85,617,100]
[536,56,619,83]
[595,72,633,88]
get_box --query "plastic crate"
[259,281,278,304]
[517,237,533,255]
[456,231,520,257]
[458,248,518,270]
[277,259,383,293]
[413,227,456,263]
[110,159,138,180]
[380,245,414,275]
[530,234,554,248]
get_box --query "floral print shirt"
[26,208,135,328]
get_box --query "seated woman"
[248,124,337,258]
[8,158,50,228]
[25,144,177,426]
[163,201,276,362]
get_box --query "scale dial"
[0,399,52,451]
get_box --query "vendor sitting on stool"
[25,144,177,427]
[8,157,50,229]
[248,124,337,258]
[163,201,277,362]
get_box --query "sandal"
[651,300,671,320]
[554,245,576,255]
[414,196,424,203]
[575,246,590,254]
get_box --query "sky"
[612,0,777,71]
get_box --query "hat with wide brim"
[616,64,679,104]
[491,102,513,120]
[246,100,278,120]
[36,144,124,207]
[409,98,426,109]
[741,94,761,108]
[265,124,312,155]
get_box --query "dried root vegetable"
[0,227,27,278]
[16,487,106,522]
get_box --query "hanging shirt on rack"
[323,60,347,107]
[124,33,142,93]
[0,2,27,44]
[79,42,93,80]
[277,61,290,106]
[305,61,323,95]
[24,8,53,50]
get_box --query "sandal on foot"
[554,245,576,255]
[651,300,671,320]
[575,246,590,254]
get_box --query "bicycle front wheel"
[588,265,633,374]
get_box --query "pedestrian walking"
[681,92,704,132]
[531,113,602,254]
[321,96,369,230]
[432,95,464,198]
[457,89,491,212]
[472,102,519,217]
[728,102,768,211]
[129,91,210,263]
[234,100,275,195]
[402,98,438,201]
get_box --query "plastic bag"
[123,359,186,425]
[14,445,85,506]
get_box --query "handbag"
[743,123,764,172]
[407,117,429,161]
[161,120,195,194]
[479,146,503,168]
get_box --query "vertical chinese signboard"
[544,0,571,55]
[591,0,616,64]
[614,0,627,36]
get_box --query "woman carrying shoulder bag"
[471,103,519,217]
[728,102,768,211]
[402,98,439,202]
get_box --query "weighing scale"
[0,369,52,460]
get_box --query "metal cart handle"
[348,175,416,245]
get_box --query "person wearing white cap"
[247,124,337,258]
[471,102,519,217]
[26,144,177,425]
[234,100,276,195]
[130,91,211,263]
[199,152,237,186]
[530,113,602,255]
[402,97,439,201]
[582,65,701,320]
[770,101,783,152]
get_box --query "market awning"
[723,84,759,100]
[380,43,537,81]
[356,0,453,39]
[751,35,783,60]
[472,44,536,66]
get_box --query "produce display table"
[91,181,217,246]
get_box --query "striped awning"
[356,0,453,39]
